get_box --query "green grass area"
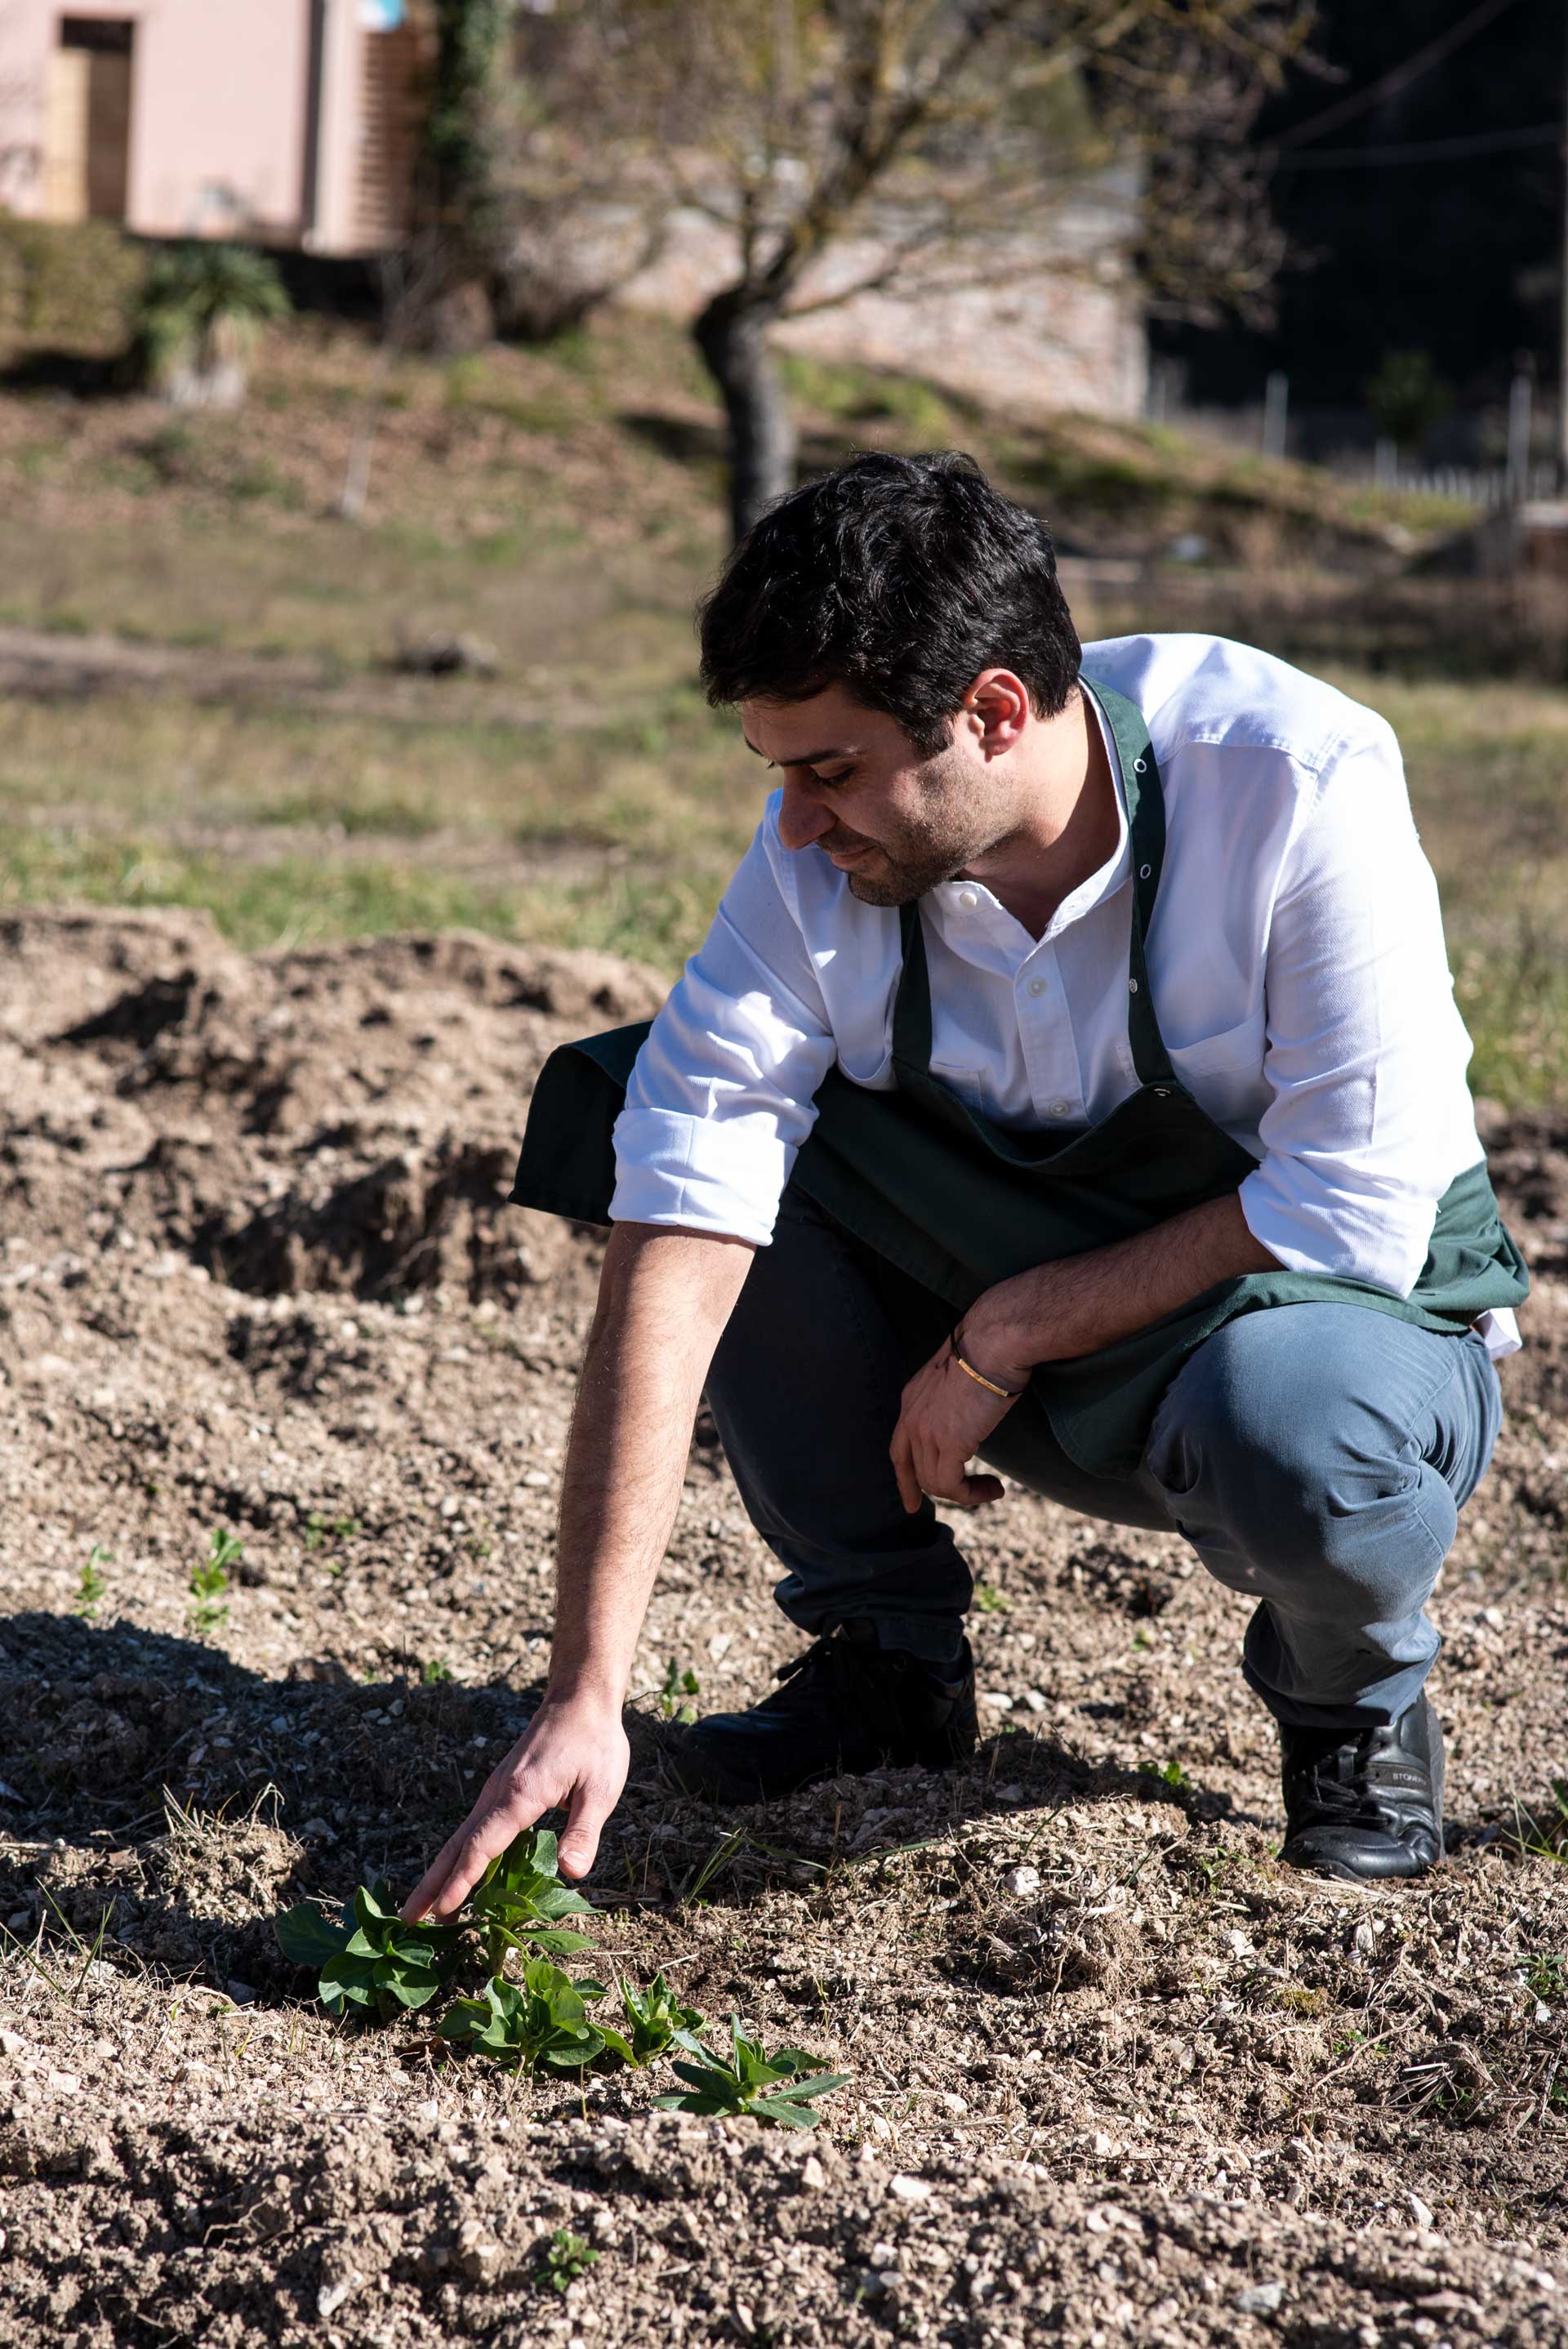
[4,661,1566,1103]
[0,296,1563,1103]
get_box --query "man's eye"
[813,767,853,787]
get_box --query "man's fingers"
[558,1777,618,1881]
[890,1420,923,1514]
[400,1779,545,1923]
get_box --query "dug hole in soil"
[2,906,1566,2348]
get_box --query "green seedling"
[596,1970,706,2069]
[305,1512,359,1550]
[469,1827,597,1972]
[653,2017,851,2129]
[1523,1953,1568,2003]
[1138,1756,1193,1794]
[540,2226,599,2293]
[420,1656,453,1684]
[439,1955,608,2074]
[657,1657,700,1724]
[274,1880,461,2021]
[189,1525,242,1635]
[973,1583,1009,1614]
[74,1544,110,1620]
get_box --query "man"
[404,452,1525,1928]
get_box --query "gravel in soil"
[2,907,1567,2347]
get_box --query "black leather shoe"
[1279,1694,1446,1882]
[669,1620,978,1803]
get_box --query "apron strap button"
[1128,978,1139,992]
[1134,758,1148,773]
[1139,863,1152,879]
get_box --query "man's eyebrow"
[742,736,856,765]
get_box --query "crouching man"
[405,452,1526,1926]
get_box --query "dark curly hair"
[696,451,1081,756]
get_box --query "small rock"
[523,1469,550,1490]
[394,631,500,679]
[1016,1689,1047,1714]
[935,2091,968,2116]
[47,2070,81,2095]
[1405,2190,1436,2231]
[1001,1865,1040,1897]
[316,2271,363,2320]
[1223,1928,1256,1959]
[889,2174,932,2203]
[1235,2281,1285,2315]
[1351,1919,1375,1959]
[226,1979,257,2006]
[800,2155,826,2190]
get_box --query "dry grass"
[0,311,1562,1093]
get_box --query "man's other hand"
[890,1337,1019,1513]
[399,1695,629,1923]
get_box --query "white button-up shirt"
[609,632,1519,1357]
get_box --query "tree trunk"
[694,289,798,544]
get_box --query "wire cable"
[1266,0,1532,154]
[1280,119,1561,170]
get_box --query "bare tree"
[572,0,1319,540]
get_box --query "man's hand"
[400,1695,629,1923]
[891,1339,1020,1513]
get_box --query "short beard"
[836,743,993,906]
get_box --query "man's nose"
[776,774,833,852]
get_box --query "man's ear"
[962,669,1031,757]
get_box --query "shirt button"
[1050,1100,1071,1117]
[957,887,979,910]
[1027,978,1045,997]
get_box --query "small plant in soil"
[305,1512,359,1550]
[420,1656,453,1684]
[973,1582,1009,1613]
[654,2017,851,2128]
[274,1880,462,2019]
[189,1526,242,1635]
[596,1971,706,2069]
[467,1828,597,1970]
[657,1657,701,1723]
[1138,1756,1194,1794]
[539,2226,599,2293]
[439,1955,609,2073]
[74,1544,110,1620]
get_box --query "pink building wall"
[0,0,376,252]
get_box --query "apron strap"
[1080,676,1177,1091]
[892,677,1178,1091]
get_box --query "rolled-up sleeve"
[1239,728,1474,1297]
[608,812,838,1243]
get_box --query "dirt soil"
[2,907,1567,2348]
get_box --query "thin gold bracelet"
[953,1351,1023,1402]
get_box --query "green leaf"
[751,2097,822,2129]
[760,2071,853,2103]
[274,1902,349,1968]
[596,2022,638,2066]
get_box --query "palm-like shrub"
[129,242,290,408]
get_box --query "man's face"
[741,684,1006,907]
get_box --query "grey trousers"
[704,1192,1503,1730]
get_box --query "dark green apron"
[511,680,1528,1481]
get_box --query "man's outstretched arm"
[402,1221,754,1919]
